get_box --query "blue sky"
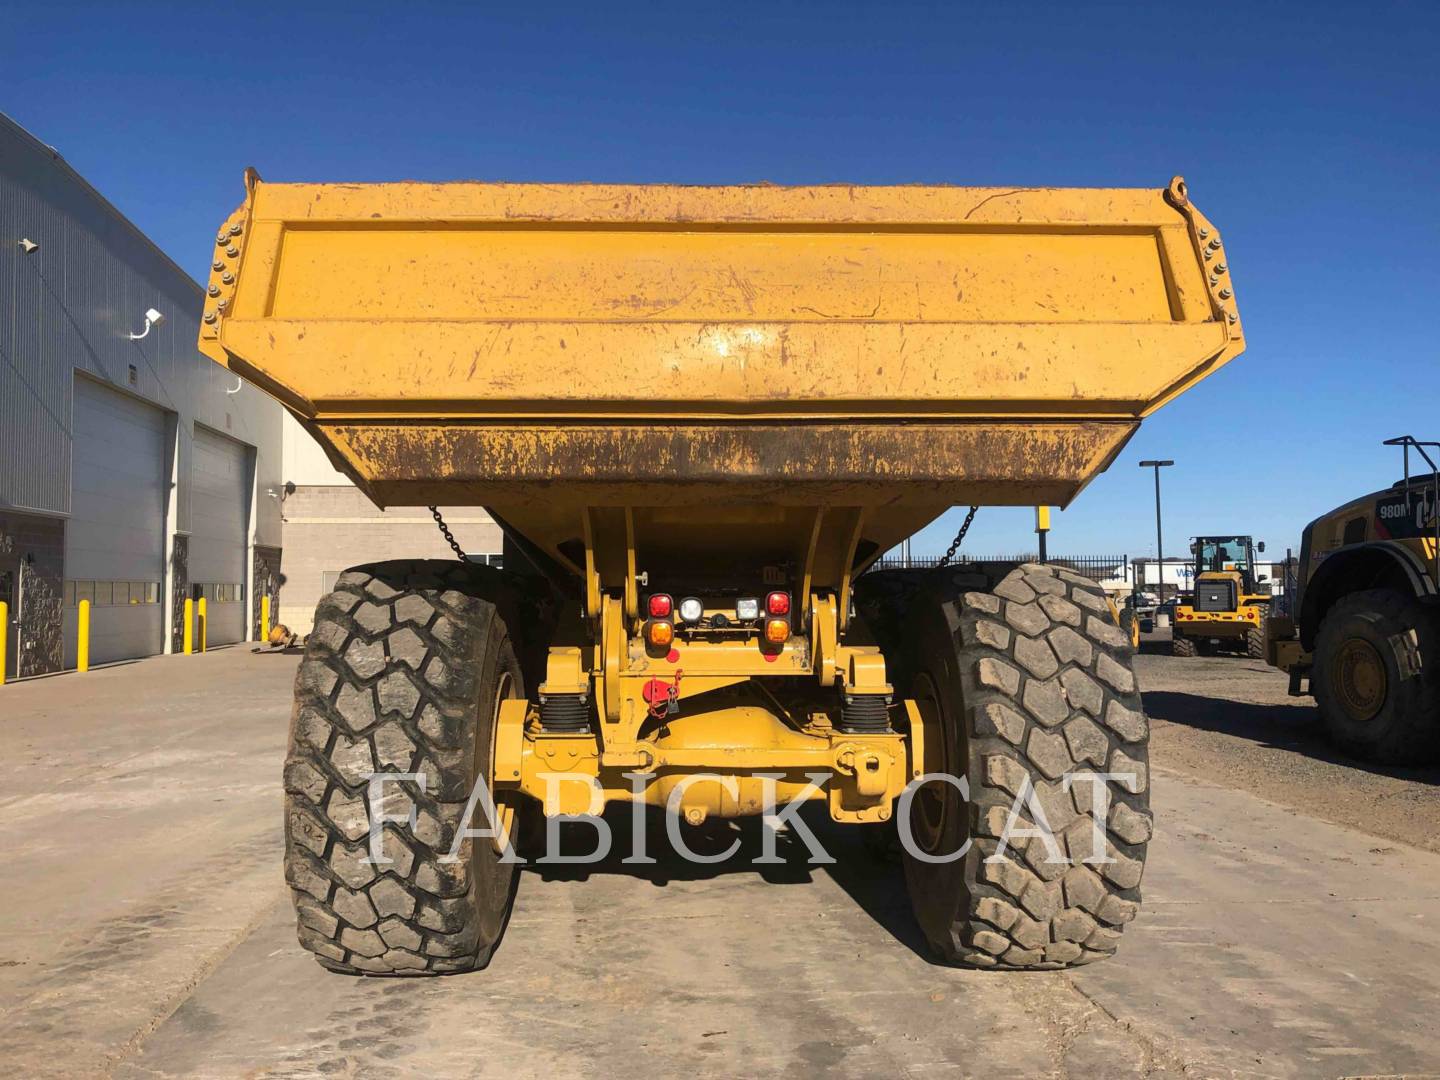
[6,1,1437,560]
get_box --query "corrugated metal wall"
[0,112,282,548]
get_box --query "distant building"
[0,113,284,677]
[277,414,502,634]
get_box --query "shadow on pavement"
[1142,689,1440,786]
[520,802,934,960]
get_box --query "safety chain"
[428,506,468,562]
[934,505,980,569]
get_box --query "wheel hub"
[1333,637,1386,723]
[910,673,950,853]
[488,669,519,854]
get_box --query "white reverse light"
[678,597,704,624]
[735,597,759,621]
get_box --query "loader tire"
[1313,588,1440,764]
[1170,631,1197,657]
[903,563,1150,970]
[1118,607,1141,650]
[283,559,529,975]
[1245,615,1267,661]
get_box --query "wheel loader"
[1266,436,1440,763]
[1171,535,1271,657]
[198,172,1243,975]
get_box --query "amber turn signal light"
[646,619,674,648]
[763,617,789,645]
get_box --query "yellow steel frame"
[505,518,908,823]
[494,696,916,825]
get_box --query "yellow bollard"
[260,594,271,643]
[0,599,7,685]
[77,598,90,673]
[198,596,207,653]
[183,597,194,655]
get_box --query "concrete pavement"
[1,649,1438,1078]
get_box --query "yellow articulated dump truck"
[199,172,1243,975]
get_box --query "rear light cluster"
[642,590,793,649]
[763,591,790,645]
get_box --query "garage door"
[64,376,167,667]
[189,426,251,647]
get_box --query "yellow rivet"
[225,245,239,257]
[207,284,220,297]
[221,272,234,284]
[229,223,243,236]
[203,311,217,323]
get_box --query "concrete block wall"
[277,486,501,634]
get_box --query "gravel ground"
[1137,634,1440,854]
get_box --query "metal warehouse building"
[0,113,283,678]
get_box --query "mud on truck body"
[199,173,1244,974]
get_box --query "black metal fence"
[869,554,1129,585]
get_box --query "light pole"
[1138,460,1173,598]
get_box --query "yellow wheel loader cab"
[1171,535,1271,658]
[202,173,1244,975]
[1265,436,1440,763]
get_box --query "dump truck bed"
[199,173,1242,575]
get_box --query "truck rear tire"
[1313,588,1440,764]
[1171,631,1197,657]
[284,559,528,975]
[903,564,1150,969]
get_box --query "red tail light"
[648,594,673,619]
[765,591,791,616]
